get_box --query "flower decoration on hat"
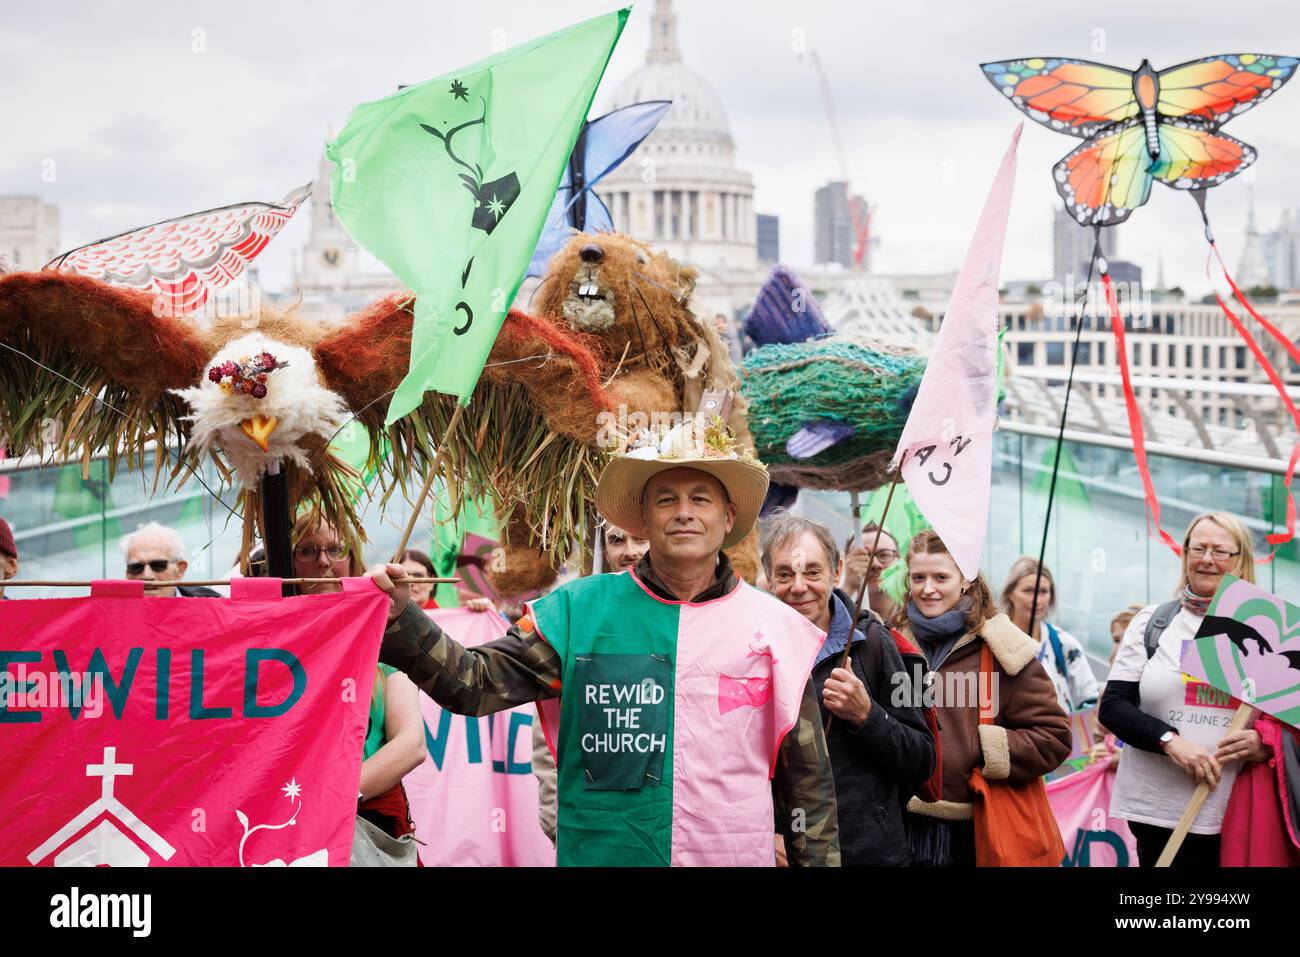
[615,415,763,469]
[206,351,287,400]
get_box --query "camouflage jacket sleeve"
[377,603,562,717]
[773,679,841,867]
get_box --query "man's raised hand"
[367,563,412,623]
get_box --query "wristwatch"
[1158,730,1177,747]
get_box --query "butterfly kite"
[984,53,1300,559]
[982,54,1296,226]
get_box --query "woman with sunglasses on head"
[1100,512,1277,867]
[292,513,426,861]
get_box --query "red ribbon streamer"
[1205,247,1300,558]
[1103,271,1184,556]
[1211,243,1300,369]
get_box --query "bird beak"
[240,415,278,452]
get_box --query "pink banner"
[1046,752,1137,867]
[892,124,1020,579]
[0,577,388,866]
[404,608,555,866]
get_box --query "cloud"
[2,0,1298,296]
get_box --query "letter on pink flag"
[403,608,555,866]
[1045,754,1137,867]
[892,124,1022,579]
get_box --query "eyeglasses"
[774,568,829,584]
[293,544,349,562]
[867,549,899,564]
[1187,545,1240,562]
[126,559,176,575]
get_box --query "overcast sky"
[3,0,1298,295]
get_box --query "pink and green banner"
[0,577,388,866]
[404,607,554,866]
[1181,574,1300,729]
[1046,754,1137,867]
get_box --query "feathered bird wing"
[0,271,210,473]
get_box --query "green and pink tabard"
[527,568,823,866]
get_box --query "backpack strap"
[1143,601,1181,659]
[1044,622,1067,680]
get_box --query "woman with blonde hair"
[292,513,426,860]
[1100,511,1275,867]
[999,558,1100,715]
[896,529,1071,865]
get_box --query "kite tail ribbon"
[1103,268,1183,556]
[1204,246,1300,558]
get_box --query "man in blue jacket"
[762,514,936,866]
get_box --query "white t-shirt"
[1107,603,1243,834]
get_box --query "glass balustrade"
[802,430,1298,670]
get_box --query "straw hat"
[595,417,768,550]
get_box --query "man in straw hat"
[367,418,840,866]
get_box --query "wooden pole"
[825,455,905,736]
[1154,702,1253,867]
[392,403,466,562]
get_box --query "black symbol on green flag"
[420,82,520,235]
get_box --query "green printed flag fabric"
[327,8,629,422]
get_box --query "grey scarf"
[907,596,973,668]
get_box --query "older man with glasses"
[839,522,902,623]
[122,522,217,598]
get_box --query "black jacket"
[811,590,936,866]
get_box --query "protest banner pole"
[1154,702,1253,867]
[392,403,466,562]
[826,455,905,736]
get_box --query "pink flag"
[0,577,388,867]
[403,608,555,866]
[892,125,1021,578]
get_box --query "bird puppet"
[0,265,614,571]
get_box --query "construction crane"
[803,49,873,270]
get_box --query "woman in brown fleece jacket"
[894,530,1071,865]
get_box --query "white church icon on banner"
[27,746,175,866]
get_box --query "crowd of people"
[3,467,1296,867]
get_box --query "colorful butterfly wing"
[1054,121,1152,226]
[47,184,310,316]
[1158,54,1298,126]
[982,58,1139,138]
[1149,121,1257,190]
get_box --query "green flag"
[327,7,630,423]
